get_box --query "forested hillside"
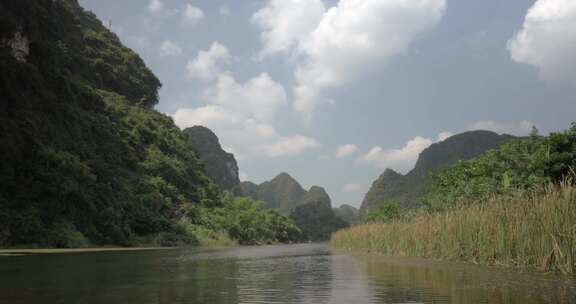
[360,131,514,216]
[0,0,299,248]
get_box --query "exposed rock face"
[184,126,240,192]
[360,130,515,216]
[2,32,30,62]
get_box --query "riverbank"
[332,183,576,273]
[0,247,177,256]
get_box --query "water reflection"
[0,244,574,304]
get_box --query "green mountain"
[359,130,514,216]
[184,126,240,192]
[333,204,359,224]
[0,0,220,247]
[240,173,307,213]
[239,173,347,240]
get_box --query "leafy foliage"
[0,0,301,248]
[360,131,514,216]
[290,200,348,242]
[366,202,401,223]
[428,124,576,210]
[185,195,301,245]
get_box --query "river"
[0,243,574,303]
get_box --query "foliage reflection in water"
[0,244,574,304]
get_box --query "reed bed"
[332,183,576,273]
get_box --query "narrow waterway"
[0,243,574,303]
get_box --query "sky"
[79,0,576,208]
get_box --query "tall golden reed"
[331,183,576,273]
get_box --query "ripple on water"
[0,243,575,304]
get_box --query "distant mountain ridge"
[333,204,359,224]
[239,173,329,213]
[360,130,515,216]
[184,126,240,192]
[240,173,347,240]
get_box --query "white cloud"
[294,0,446,115]
[468,120,534,136]
[252,0,326,57]
[437,132,453,142]
[159,40,183,57]
[336,144,358,158]
[172,105,241,128]
[264,135,320,158]
[343,183,362,193]
[178,42,317,159]
[357,131,452,172]
[239,171,249,181]
[148,0,163,14]
[508,0,576,85]
[183,4,205,25]
[187,42,231,81]
[219,6,230,17]
[252,0,446,116]
[358,137,434,171]
[172,106,319,159]
[203,73,287,122]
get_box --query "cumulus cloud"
[219,6,230,17]
[252,0,326,56]
[159,40,182,57]
[468,120,534,136]
[343,183,362,193]
[148,0,163,14]
[182,4,205,25]
[254,0,446,116]
[508,0,576,85]
[173,106,319,159]
[177,41,318,159]
[203,73,287,122]
[358,137,434,171]
[336,144,358,158]
[437,132,453,142]
[264,136,320,157]
[357,131,451,171]
[187,42,231,81]
[295,0,446,115]
[147,0,177,17]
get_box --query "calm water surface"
[1,243,575,304]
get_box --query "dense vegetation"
[0,0,299,248]
[333,123,576,273]
[359,131,513,216]
[185,195,301,246]
[427,126,576,210]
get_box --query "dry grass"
[332,183,576,273]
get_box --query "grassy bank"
[0,247,176,256]
[332,183,576,273]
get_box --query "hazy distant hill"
[333,204,359,224]
[360,130,515,216]
[240,173,347,240]
[184,126,240,192]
